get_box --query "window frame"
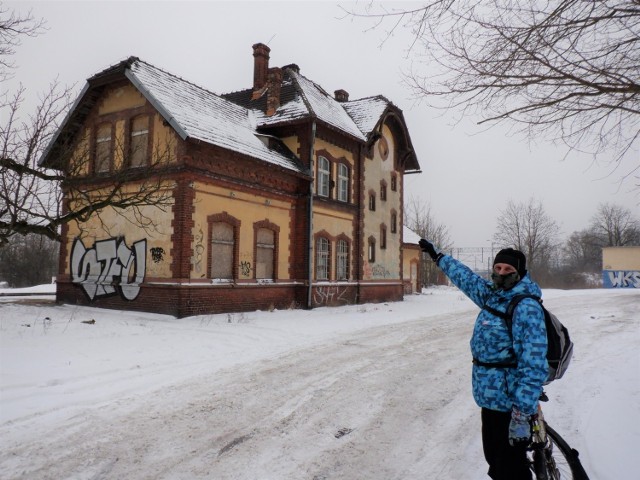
[337,163,350,202]
[380,224,387,250]
[390,173,397,192]
[317,156,331,198]
[94,122,113,174]
[336,238,350,281]
[129,114,150,168]
[380,180,387,202]
[367,236,376,263]
[316,236,330,280]
[254,221,279,281]
[207,213,240,282]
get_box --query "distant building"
[602,246,640,288]
[40,44,422,316]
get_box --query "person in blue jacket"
[419,239,548,480]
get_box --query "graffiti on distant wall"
[70,237,147,301]
[603,270,640,288]
[150,247,165,263]
[314,285,350,306]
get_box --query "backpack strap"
[475,294,543,369]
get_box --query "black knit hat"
[493,248,527,277]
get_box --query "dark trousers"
[481,408,532,480]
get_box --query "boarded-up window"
[336,239,349,281]
[256,228,275,279]
[130,115,149,168]
[316,237,330,280]
[95,123,112,173]
[210,222,234,280]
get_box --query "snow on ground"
[0,286,638,479]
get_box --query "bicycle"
[527,391,590,480]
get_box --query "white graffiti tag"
[71,237,147,301]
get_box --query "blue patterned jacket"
[438,255,548,415]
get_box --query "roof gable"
[40,58,306,174]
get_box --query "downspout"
[306,121,316,309]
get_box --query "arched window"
[94,123,112,173]
[337,163,349,202]
[129,115,149,168]
[316,237,330,280]
[368,237,376,263]
[380,224,387,249]
[336,239,349,281]
[256,228,275,280]
[317,156,330,198]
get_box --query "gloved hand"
[419,239,443,263]
[508,408,532,446]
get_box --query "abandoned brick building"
[40,43,423,317]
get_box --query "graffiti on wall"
[313,285,350,306]
[193,227,205,275]
[70,237,147,301]
[240,261,252,277]
[151,247,165,263]
[603,270,640,288]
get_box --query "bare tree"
[589,202,640,246]
[0,5,174,247]
[493,198,560,278]
[0,233,58,287]
[404,195,452,285]
[563,229,602,273]
[0,4,44,82]
[344,1,640,173]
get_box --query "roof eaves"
[124,68,189,141]
[38,82,91,168]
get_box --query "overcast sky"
[5,0,639,248]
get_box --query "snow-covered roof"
[342,96,391,138]
[41,56,418,173]
[403,226,421,245]
[251,70,367,141]
[126,60,305,174]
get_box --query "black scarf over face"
[491,271,520,290]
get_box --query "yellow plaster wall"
[311,139,358,280]
[62,185,175,278]
[603,247,640,270]
[363,124,401,280]
[99,85,146,115]
[191,183,293,280]
[281,136,301,159]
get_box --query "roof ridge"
[131,57,227,100]
[287,69,315,119]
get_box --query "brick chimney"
[266,67,282,116]
[253,43,270,91]
[334,89,349,102]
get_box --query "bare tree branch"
[344,1,640,175]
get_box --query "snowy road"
[1,288,638,479]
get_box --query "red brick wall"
[56,279,307,318]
